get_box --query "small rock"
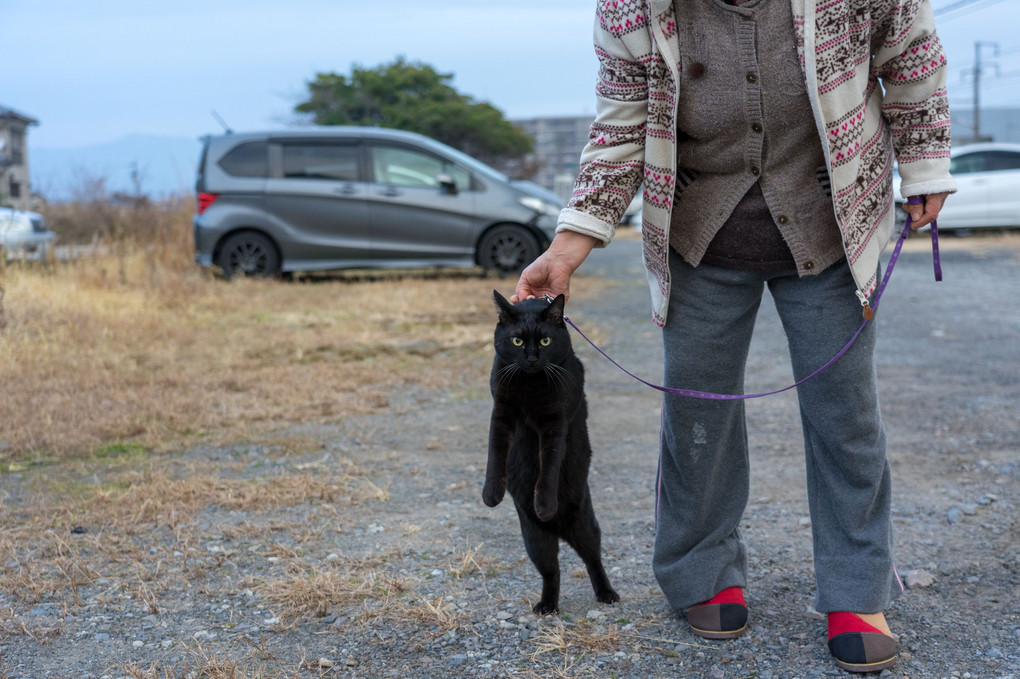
[805,606,825,620]
[947,508,963,524]
[316,658,334,668]
[903,569,935,589]
[495,610,513,621]
[958,503,978,516]
[986,647,1002,658]
[325,553,340,561]
[798,517,812,528]
[132,640,144,648]
[586,609,607,622]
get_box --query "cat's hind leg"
[516,508,561,614]
[564,494,620,605]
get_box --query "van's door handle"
[380,187,400,197]
[334,184,357,196]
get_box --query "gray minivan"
[193,127,563,277]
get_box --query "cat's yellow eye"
[539,337,552,347]
[511,337,524,347]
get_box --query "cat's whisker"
[496,362,520,387]
[544,363,575,391]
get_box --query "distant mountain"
[30,134,203,202]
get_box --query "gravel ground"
[1,232,1017,678]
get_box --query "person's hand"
[511,231,598,303]
[903,192,950,230]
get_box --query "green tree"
[295,58,532,168]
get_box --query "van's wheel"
[218,232,281,278]
[478,226,540,275]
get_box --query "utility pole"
[969,41,1000,143]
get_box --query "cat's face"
[492,291,571,373]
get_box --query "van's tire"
[218,231,281,279]
[477,226,540,275]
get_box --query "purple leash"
[564,197,940,400]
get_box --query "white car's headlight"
[518,197,561,217]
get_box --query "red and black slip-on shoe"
[827,612,897,673]
[685,586,747,640]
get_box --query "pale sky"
[4,0,1019,150]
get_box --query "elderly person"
[512,0,955,671]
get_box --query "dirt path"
[1,233,1017,678]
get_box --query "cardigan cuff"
[556,208,615,247]
[898,178,958,200]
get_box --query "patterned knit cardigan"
[559,0,957,326]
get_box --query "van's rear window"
[218,142,269,178]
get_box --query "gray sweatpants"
[653,252,903,613]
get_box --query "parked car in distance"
[193,127,563,277]
[894,142,1020,233]
[0,206,55,259]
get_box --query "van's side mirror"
[437,174,457,195]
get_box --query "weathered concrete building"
[0,105,38,210]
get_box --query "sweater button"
[751,123,763,133]
[746,72,757,83]
[751,166,760,176]
[804,261,815,270]
[777,215,789,224]
[689,62,706,78]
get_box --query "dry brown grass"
[0,446,390,613]
[256,560,408,622]
[0,198,507,461]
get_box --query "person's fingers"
[907,192,951,230]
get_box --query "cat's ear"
[493,290,515,322]
[544,294,566,325]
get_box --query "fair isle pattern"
[598,0,651,38]
[570,159,645,228]
[793,0,952,295]
[558,0,954,326]
[596,46,649,102]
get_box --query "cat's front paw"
[533,489,558,522]
[532,599,559,615]
[482,478,506,507]
[596,587,621,604]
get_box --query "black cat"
[483,291,619,614]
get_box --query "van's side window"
[283,144,360,181]
[370,145,471,191]
[218,142,269,178]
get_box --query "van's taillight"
[197,192,220,215]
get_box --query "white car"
[0,206,56,258]
[895,142,1020,233]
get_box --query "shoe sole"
[833,655,896,673]
[689,623,746,640]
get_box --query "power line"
[934,0,1008,18]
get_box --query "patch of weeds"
[93,441,148,460]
